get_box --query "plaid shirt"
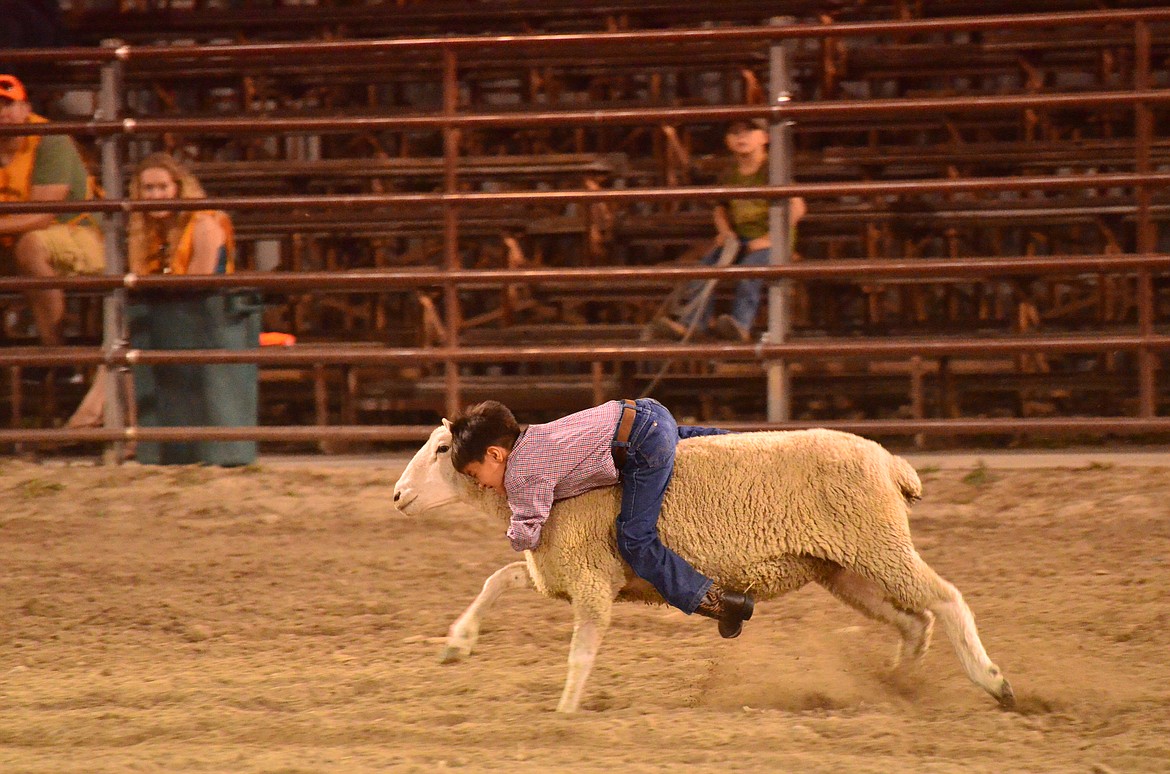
[503,401,623,551]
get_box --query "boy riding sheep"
[449,398,756,638]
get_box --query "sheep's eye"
[437,444,450,454]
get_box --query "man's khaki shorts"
[38,223,106,275]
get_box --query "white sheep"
[393,421,1015,713]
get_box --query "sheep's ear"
[441,418,452,430]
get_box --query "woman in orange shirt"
[127,152,234,277]
[66,153,235,431]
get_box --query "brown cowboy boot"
[694,584,755,639]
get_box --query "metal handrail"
[1,253,1168,293]
[4,173,1170,216]
[3,333,1169,369]
[5,7,1170,64]
[5,416,1170,446]
[6,88,1170,139]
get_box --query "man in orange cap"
[0,73,104,348]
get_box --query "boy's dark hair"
[450,400,521,472]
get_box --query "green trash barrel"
[130,291,263,466]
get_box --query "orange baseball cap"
[0,75,28,102]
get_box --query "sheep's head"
[392,420,471,516]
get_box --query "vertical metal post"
[442,47,463,418]
[98,42,127,463]
[766,20,795,422]
[1134,20,1156,417]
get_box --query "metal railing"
[2,7,1169,449]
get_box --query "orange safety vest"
[0,113,98,246]
[141,210,236,275]
[0,114,49,203]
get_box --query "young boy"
[651,117,806,343]
[450,397,755,638]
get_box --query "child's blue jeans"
[680,239,770,332]
[612,398,731,613]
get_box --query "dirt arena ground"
[1,453,1168,773]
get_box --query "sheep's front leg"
[556,595,612,713]
[440,561,532,663]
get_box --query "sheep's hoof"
[995,678,1016,710]
[439,644,470,664]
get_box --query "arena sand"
[0,457,1167,773]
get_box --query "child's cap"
[0,74,27,103]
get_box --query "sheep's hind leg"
[818,563,934,669]
[440,561,532,663]
[929,573,1014,708]
[869,552,1014,709]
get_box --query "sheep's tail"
[889,454,922,503]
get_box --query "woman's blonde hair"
[126,153,209,274]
